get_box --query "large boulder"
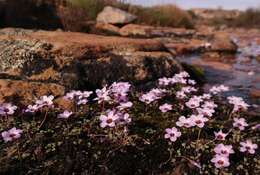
[96,6,137,24]
[0,29,182,104]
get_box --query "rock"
[119,24,195,38]
[71,51,182,89]
[119,24,152,37]
[194,25,215,39]
[0,27,36,36]
[256,56,260,63]
[250,77,260,99]
[250,89,260,99]
[210,33,238,53]
[0,38,54,79]
[201,52,221,61]
[96,6,137,24]
[191,8,240,20]
[0,79,65,105]
[0,29,182,104]
[164,39,207,55]
[94,22,120,35]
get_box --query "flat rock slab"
[0,29,182,105]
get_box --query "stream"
[177,40,260,108]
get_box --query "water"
[177,39,260,106]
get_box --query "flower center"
[170,133,175,137]
[9,133,16,138]
[217,160,224,165]
[217,135,223,140]
[221,150,227,154]
[184,123,189,127]
[107,118,113,124]
[195,120,202,124]
[4,108,9,113]
[237,123,242,127]
[245,146,251,150]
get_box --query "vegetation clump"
[0,71,259,174]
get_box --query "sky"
[125,0,260,10]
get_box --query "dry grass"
[68,0,194,28]
[232,8,260,28]
[131,4,194,28]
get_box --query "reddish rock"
[94,22,120,35]
[119,24,195,38]
[210,33,238,53]
[0,79,65,105]
[165,39,206,55]
[0,29,182,104]
[250,89,260,99]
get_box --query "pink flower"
[181,86,197,93]
[117,101,133,110]
[240,140,258,154]
[79,91,93,99]
[201,94,212,100]
[214,144,234,157]
[176,91,187,99]
[214,130,228,141]
[58,110,73,119]
[139,93,157,104]
[64,90,92,105]
[159,103,172,113]
[77,99,88,105]
[233,118,248,131]
[164,127,181,142]
[202,101,217,109]
[1,127,23,142]
[78,91,93,105]
[158,77,171,86]
[36,95,54,108]
[110,82,131,102]
[64,90,82,100]
[25,104,39,113]
[188,79,196,85]
[190,114,209,128]
[178,71,190,78]
[176,116,192,128]
[0,103,18,115]
[197,107,215,117]
[139,89,166,104]
[210,85,229,94]
[185,96,202,109]
[110,82,131,95]
[211,155,230,168]
[118,112,132,124]
[228,96,250,112]
[251,124,260,130]
[99,110,119,128]
[149,88,166,97]
[94,86,111,104]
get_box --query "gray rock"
[96,6,137,24]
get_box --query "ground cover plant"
[0,71,259,174]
